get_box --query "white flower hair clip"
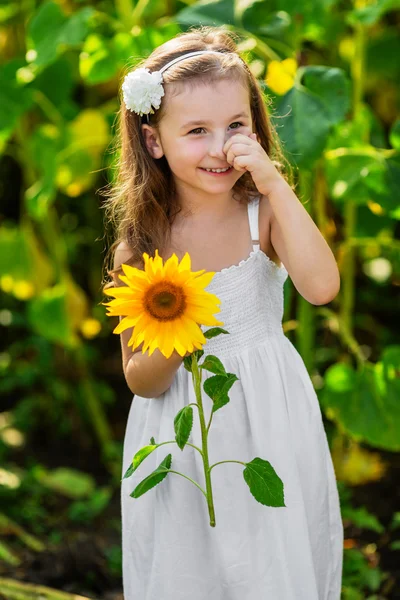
[121,50,225,118]
[122,68,164,117]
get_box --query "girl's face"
[142,78,254,201]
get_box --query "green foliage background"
[0,0,399,597]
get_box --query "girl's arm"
[112,242,184,398]
[265,179,340,305]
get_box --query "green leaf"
[0,60,34,145]
[203,373,239,412]
[28,2,93,68]
[183,355,193,373]
[183,349,204,372]
[174,406,193,450]
[342,506,384,534]
[203,327,229,339]
[243,457,285,507]
[201,355,227,376]
[389,119,400,150]
[132,444,158,472]
[347,0,400,27]
[321,348,400,451]
[176,0,235,27]
[130,454,172,498]
[273,66,351,168]
[27,283,77,347]
[35,467,95,499]
[123,462,135,480]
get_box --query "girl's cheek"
[182,139,207,159]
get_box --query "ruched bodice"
[205,249,288,358]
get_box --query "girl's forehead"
[163,79,251,125]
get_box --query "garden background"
[0,0,399,598]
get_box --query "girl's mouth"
[199,166,233,176]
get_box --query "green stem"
[155,439,204,457]
[209,460,246,473]
[316,307,366,369]
[162,470,207,498]
[340,19,367,335]
[191,354,216,527]
[115,0,134,29]
[295,170,315,374]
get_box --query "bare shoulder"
[112,241,142,286]
[114,241,133,270]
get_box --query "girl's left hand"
[223,129,283,197]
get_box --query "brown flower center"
[143,281,186,321]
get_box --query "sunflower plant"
[103,250,285,527]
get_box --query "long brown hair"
[101,25,295,291]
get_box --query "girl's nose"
[208,131,228,160]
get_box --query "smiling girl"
[103,25,343,600]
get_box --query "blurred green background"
[0,0,399,598]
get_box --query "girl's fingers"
[223,132,253,154]
[232,155,248,171]
[226,143,253,166]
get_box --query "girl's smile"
[199,166,234,175]
[142,79,253,208]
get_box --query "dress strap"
[247,196,260,251]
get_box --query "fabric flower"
[121,68,165,116]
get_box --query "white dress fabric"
[121,196,344,600]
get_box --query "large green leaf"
[130,454,172,498]
[0,59,33,149]
[347,0,400,27]
[272,66,351,168]
[325,148,400,212]
[321,347,400,451]
[176,0,235,26]
[174,405,194,450]
[243,457,285,507]
[31,56,74,110]
[28,2,93,68]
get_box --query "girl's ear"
[141,124,164,159]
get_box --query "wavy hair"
[100,25,295,291]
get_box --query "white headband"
[122,50,226,121]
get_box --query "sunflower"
[103,250,223,359]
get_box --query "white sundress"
[121,195,344,600]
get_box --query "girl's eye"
[229,121,243,129]
[188,122,244,135]
[189,127,205,135]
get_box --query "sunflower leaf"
[203,373,239,412]
[174,406,194,450]
[183,355,193,372]
[203,327,229,340]
[183,350,204,373]
[243,458,286,508]
[129,444,158,474]
[122,463,135,480]
[201,355,227,376]
[130,454,172,498]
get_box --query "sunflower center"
[144,281,186,321]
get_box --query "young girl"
[103,25,343,600]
